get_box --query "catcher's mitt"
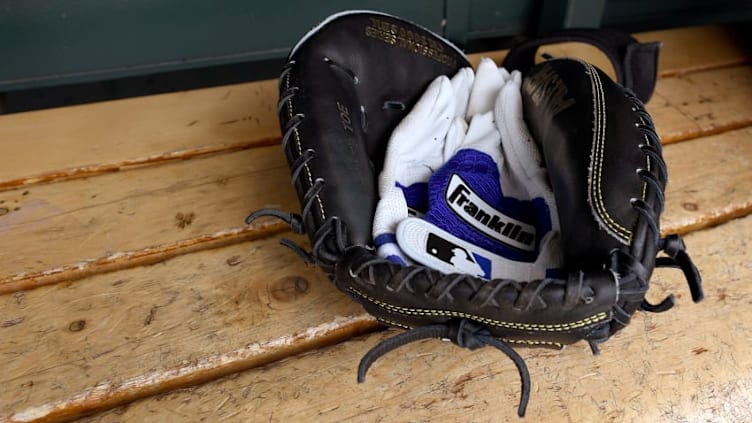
[247,11,703,416]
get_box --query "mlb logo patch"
[426,233,492,279]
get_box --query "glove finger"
[494,70,560,231]
[379,75,457,201]
[466,57,506,119]
[443,116,468,163]
[458,111,503,163]
[374,75,457,263]
[449,67,475,120]
[380,75,455,183]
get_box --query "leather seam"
[285,66,326,220]
[349,287,608,332]
[377,317,564,348]
[585,60,632,243]
[502,338,564,348]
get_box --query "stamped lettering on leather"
[364,17,457,67]
[336,101,354,133]
[522,63,576,117]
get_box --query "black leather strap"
[502,28,661,102]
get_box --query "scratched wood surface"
[2,64,752,293]
[82,214,752,423]
[0,147,297,293]
[0,25,746,192]
[0,82,279,192]
[0,25,750,423]
[0,236,374,423]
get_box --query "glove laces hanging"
[358,319,531,417]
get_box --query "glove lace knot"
[357,319,531,417]
[246,209,347,273]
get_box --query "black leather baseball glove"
[247,11,703,417]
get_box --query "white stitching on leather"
[639,117,650,201]
[350,287,609,332]
[285,68,326,220]
[376,317,564,347]
[585,61,632,243]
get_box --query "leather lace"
[246,61,703,418]
[584,89,704,354]
[625,88,703,307]
[358,319,530,417]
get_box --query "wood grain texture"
[2,108,750,292]
[0,26,747,193]
[0,147,295,291]
[79,215,752,423]
[0,236,376,422]
[636,25,752,77]
[652,65,752,143]
[0,81,279,192]
[662,126,752,235]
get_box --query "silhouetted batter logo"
[426,233,491,279]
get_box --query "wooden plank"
[0,127,748,421]
[2,68,752,293]
[636,25,752,77]
[662,127,752,235]
[0,80,280,192]
[79,214,752,423]
[0,236,376,423]
[0,146,295,293]
[0,26,747,193]
[652,65,752,143]
[469,25,751,78]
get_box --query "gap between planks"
[4,315,380,423]
[3,100,752,294]
[0,25,748,193]
[0,231,382,422]
[8,211,752,423]
[0,220,287,295]
[1,127,750,418]
[0,138,279,193]
[78,215,752,422]
[0,65,743,194]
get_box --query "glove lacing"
[245,68,704,419]
[627,88,703,307]
[342,252,610,418]
[358,319,530,417]
[583,90,704,354]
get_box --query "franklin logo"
[445,174,536,251]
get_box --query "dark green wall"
[1,0,750,112]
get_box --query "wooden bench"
[1,25,751,422]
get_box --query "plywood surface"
[1,24,751,423]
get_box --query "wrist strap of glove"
[502,28,661,102]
